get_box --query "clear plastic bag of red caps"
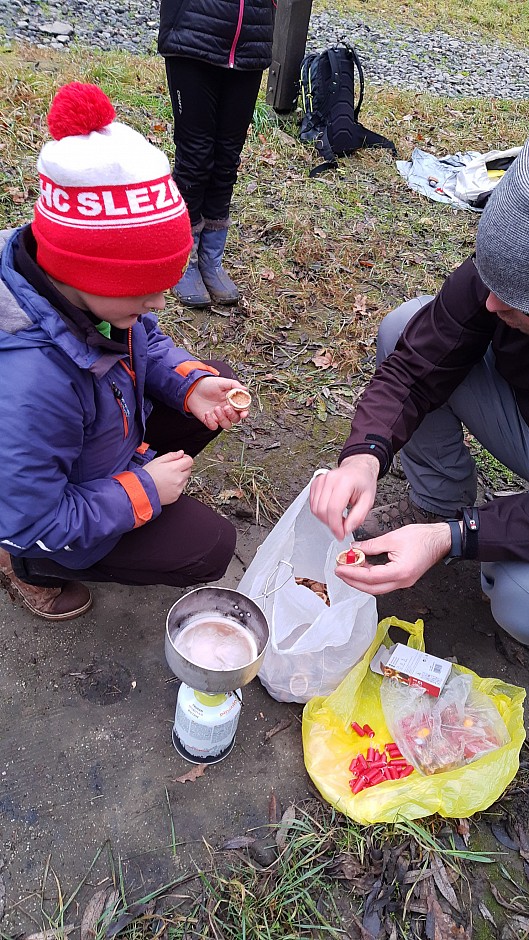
[380,670,510,775]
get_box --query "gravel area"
[2,0,529,99]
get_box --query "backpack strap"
[354,122,397,155]
[319,47,342,118]
[310,124,339,177]
[309,157,339,178]
[342,42,365,120]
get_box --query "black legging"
[165,57,263,226]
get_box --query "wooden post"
[267,0,313,113]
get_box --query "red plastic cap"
[47,82,116,140]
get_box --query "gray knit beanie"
[475,138,529,314]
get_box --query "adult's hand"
[144,450,194,505]
[186,377,249,430]
[335,523,453,594]
[309,453,380,541]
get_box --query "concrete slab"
[1,514,527,932]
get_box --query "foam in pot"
[174,616,258,670]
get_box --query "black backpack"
[300,42,396,177]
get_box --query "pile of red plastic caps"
[349,722,415,794]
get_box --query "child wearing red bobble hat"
[0,82,250,621]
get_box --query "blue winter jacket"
[0,228,218,569]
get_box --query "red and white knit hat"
[33,82,192,297]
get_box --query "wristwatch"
[446,519,463,560]
[462,507,480,559]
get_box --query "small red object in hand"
[336,547,366,566]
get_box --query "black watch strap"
[462,507,480,559]
[446,519,463,558]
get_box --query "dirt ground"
[1,426,528,934]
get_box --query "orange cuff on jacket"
[184,377,206,412]
[113,471,154,528]
[175,360,220,379]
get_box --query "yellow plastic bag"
[302,617,526,824]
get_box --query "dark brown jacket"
[339,257,529,562]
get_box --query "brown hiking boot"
[355,494,452,541]
[0,549,92,620]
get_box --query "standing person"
[158,0,274,307]
[0,82,250,622]
[310,139,529,646]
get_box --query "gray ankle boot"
[198,226,239,305]
[172,233,211,308]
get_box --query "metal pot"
[165,586,270,693]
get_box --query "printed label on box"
[382,643,452,697]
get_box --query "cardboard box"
[379,643,452,697]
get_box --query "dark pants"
[165,57,263,227]
[13,362,236,589]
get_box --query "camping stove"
[165,587,270,764]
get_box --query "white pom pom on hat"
[33,82,192,297]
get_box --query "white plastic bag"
[238,474,378,702]
[396,146,521,212]
[452,147,521,206]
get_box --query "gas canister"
[172,684,242,764]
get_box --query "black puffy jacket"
[158,0,274,70]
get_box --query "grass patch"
[467,435,528,494]
[312,0,529,47]
[10,800,519,939]
[2,43,529,516]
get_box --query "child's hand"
[144,450,193,505]
[186,377,250,430]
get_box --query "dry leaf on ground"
[221,836,256,850]
[106,899,156,939]
[268,790,279,824]
[80,888,108,940]
[426,888,470,938]
[431,855,460,912]
[174,764,207,784]
[311,349,334,369]
[218,488,245,502]
[276,804,296,852]
[457,818,470,846]
[5,187,26,204]
[352,294,368,317]
[478,900,496,927]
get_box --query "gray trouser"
[378,297,529,644]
